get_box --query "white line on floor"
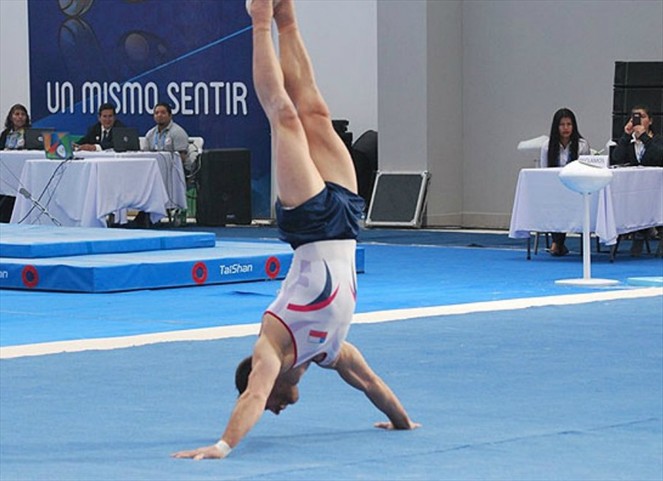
[1,287,660,359]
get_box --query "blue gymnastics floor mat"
[0,240,289,292]
[0,239,366,293]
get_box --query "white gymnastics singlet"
[265,239,358,368]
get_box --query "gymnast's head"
[235,355,299,415]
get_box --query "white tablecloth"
[509,167,663,245]
[0,150,186,209]
[10,158,168,227]
[79,151,186,210]
[0,150,46,196]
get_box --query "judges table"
[0,150,186,210]
[509,166,663,247]
[78,151,186,210]
[10,158,168,227]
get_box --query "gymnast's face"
[265,382,299,415]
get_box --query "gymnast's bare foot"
[246,0,274,26]
[274,0,296,33]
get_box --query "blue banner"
[28,0,271,218]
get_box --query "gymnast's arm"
[171,336,282,460]
[330,341,420,430]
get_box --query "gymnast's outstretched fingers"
[171,443,229,460]
[374,420,422,430]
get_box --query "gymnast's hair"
[235,356,252,395]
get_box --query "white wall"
[378,0,464,226]
[378,1,428,173]
[295,0,377,138]
[0,0,31,120]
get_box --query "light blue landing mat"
[628,276,663,286]
[0,224,216,258]
[0,240,294,292]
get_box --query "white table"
[0,150,45,196]
[78,151,186,210]
[0,150,186,210]
[10,158,168,227]
[509,166,663,246]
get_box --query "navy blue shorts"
[276,182,365,249]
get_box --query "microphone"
[18,187,62,226]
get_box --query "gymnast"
[172,0,419,460]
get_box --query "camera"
[632,113,642,126]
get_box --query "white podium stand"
[555,158,618,286]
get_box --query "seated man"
[75,103,126,151]
[134,102,191,227]
[143,102,191,171]
[172,0,419,461]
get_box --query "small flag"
[308,329,327,344]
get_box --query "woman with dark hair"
[539,108,590,256]
[540,108,590,168]
[0,104,32,222]
[0,103,31,150]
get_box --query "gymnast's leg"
[248,0,325,208]
[274,0,358,194]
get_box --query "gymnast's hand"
[374,420,422,430]
[171,444,227,460]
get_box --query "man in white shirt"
[144,102,191,170]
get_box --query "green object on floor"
[187,187,197,218]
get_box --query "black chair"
[609,230,656,262]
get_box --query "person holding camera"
[611,105,663,167]
[610,105,663,256]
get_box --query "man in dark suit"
[75,103,125,151]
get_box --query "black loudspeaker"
[365,171,430,228]
[196,149,252,226]
[614,61,663,87]
[351,130,378,209]
[613,87,663,114]
[0,195,16,223]
[332,119,353,152]
[612,61,663,139]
